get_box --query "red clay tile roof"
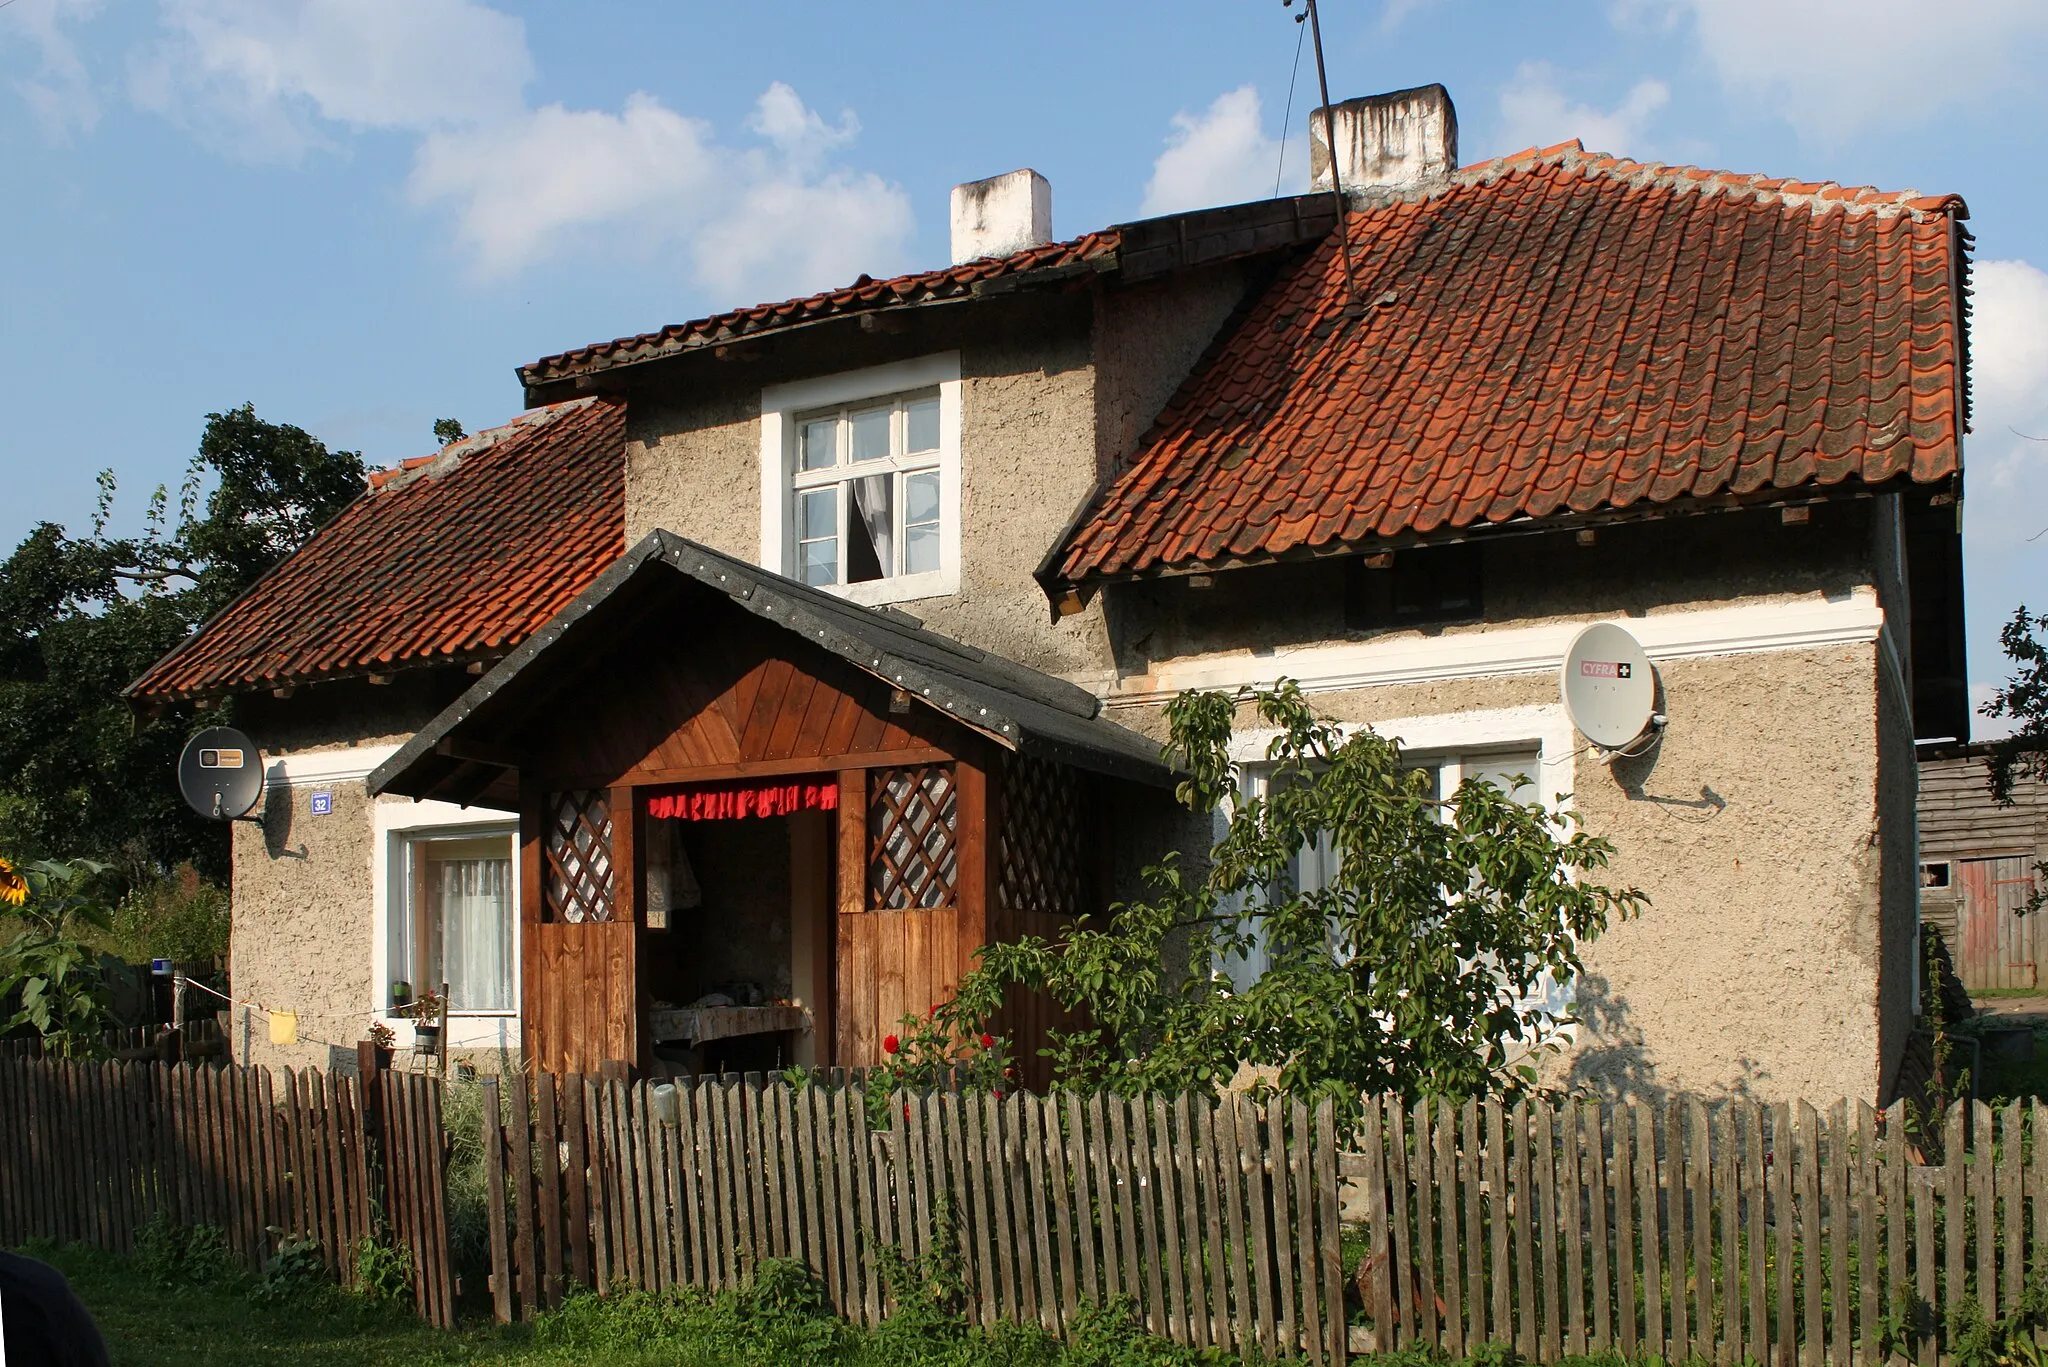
[129,397,625,700]
[519,233,1123,388]
[1048,142,1970,585]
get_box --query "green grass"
[21,1237,1263,1367]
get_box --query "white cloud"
[120,1,914,298]
[1960,259,2048,734]
[132,0,531,161]
[1974,260,2048,416]
[1379,0,1443,30]
[6,0,102,140]
[1638,0,2048,141]
[1141,85,1302,217]
[1498,62,1669,159]
[411,84,914,296]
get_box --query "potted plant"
[366,1021,396,1070]
[411,987,444,1053]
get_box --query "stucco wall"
[1562,644,1893,1103]
[229,685,458,1074]
[1107,615,1909,1104]
[232,777,378,1073]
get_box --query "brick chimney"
[950,169,1052,264]
[1309,84,1458,192]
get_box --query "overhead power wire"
[1275,11,1308,198]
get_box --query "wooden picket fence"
[0,1055,457,1327]
[481,1072,1348,1361]
[1347,1094,2048,1365]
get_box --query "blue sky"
[5,0,2046,733]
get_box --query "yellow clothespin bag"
[268,1010,298,1045]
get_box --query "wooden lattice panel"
[999,754,1085,917]
[543,789,615,923]
[868,765,959,910]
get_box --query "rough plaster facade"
[232,775,379,1074]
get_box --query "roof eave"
[1043,468,1962,595]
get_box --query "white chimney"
[949,169,1052,265]
[1309,84,1458,193]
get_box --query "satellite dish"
[1560,622,1659,749]
[178,726,265,822]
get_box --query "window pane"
[905,397,940,453]
[1465,751,1540,804]
[434,855,513,1010]
[799,487,837,541]
[904,468,941,575]
[904,468,941,525]
[801,418,838,471]
[405,835,513,1013]
[904,525,940,576]
[847,475,892,582]
[850,406,891,462]
[798,488,838,586]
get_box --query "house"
[1917,743,2047,993]
[129,84,1970,1104]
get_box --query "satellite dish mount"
[1560,622,1666,758]
[178,726,267,824]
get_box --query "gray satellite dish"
[1560,622,1659,749]
[178,726,265,822]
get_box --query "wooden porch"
[369,533,1172,1078]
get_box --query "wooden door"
[523,785,639,1074]
[832,763,986,1066]
[1955,855,2042,991]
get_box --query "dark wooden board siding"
[1919,753,2048,861]
[527,921,637,1075]
[523,606,960,791]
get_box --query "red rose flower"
[883,1034,900,1055]
[979,1033,995,1050]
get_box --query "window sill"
[823,569,957,608]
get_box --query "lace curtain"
[436,857,512,1011]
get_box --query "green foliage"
[434,418,468,445]
[0,856,116,1053]
[865,1006,1011,1130]
[1984,607,2048,809]
[0,404,366,880]
[439,1074,499,1298]
[253,1236,329,1306]
[353,1233,416,1303]
[134,1217,239,1289]
[100,863,231,965]
[949,683,1646,1111]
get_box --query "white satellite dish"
[1561,622,1659,749]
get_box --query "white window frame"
[760,353,963,606]
[372,798,522,1053]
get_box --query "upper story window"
[793,391,943,587]
[761,354,962,607]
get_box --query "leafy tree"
[947,683,1647,1112]
[1983,607,2048,805]
[0,856,115,1055]
[0,405,366,882]
[432,417,466,445]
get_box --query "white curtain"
[437,858,512,1011]
[850,475,893,579]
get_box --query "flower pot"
[414,1023,442,1052]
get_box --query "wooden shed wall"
[1919,752,2048,860]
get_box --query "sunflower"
[0,856,25,909]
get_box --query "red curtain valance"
[646,776,840,821]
